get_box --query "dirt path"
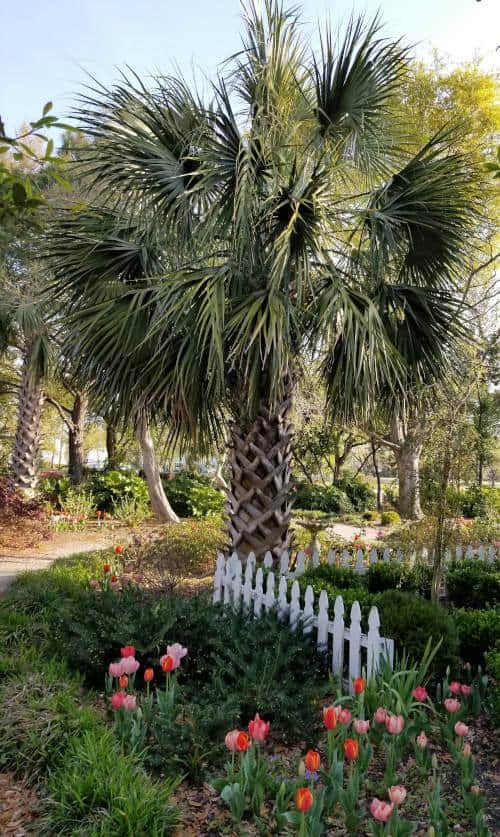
[0,524,137,594]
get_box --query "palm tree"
[0,273,50,492]
[49,2,481,557]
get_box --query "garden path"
[0,525,134,594]
[324,522,386,545]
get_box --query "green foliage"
[484,646,500,727]
[366,560,432,597]
[161,471,225,518]
[87,469,149,513]
[452,608,500,664]
[446,560,500,609]
[38,472,71,508]
[60,487,96,520]
[300,563,363,590]
[293,481,353,514]
[377,590,460,675]
[335,476,376,511]
[44,729,179,835]
[0,662,101,781]
[362,510,379,521]
[113,494,151,527]
[144,517,227,575]
[381,510,401,526]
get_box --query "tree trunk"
[390,415,424,520]
[395,444,423,519]
[136,417,179,523]
[227,395,294,560]
[106,423,118,470]
[11,362,44,493]
[68,391,88,485]
[371,441,382,511]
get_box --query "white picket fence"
[280,542,498,579]
[213,552,395,694]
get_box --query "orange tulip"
[114,544,123,555]
[103,564,111,574]
[161,655,175,673]
[118,675,129,689]
[323,706,337,730]
[144,667,154,683]
[235,731,250,752]
[304,750,321,772]
[344,738,359,761]
[296,787,314,813]
[353,677,365,694]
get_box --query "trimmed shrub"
[300,563,363,590]
[452,608,500,665]
[293,481,353,514]
[381,510,401,526]
[377,590,460,675]
[446,560,500,609]
[363,510,380,522]
[161,471,225,518]
[485,646,500,727]
[366,561,432,597]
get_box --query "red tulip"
[304,750,321,771]
[120,645,136,658]
[114,544,124,555]
[353,677,365,694]
[111,691,125,710]
[344,738,359,760]
[296,787,314,813]
[323,706,337,730]
[103,564,111,574]
[161,655,175,673]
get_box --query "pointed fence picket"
[213,551,394,693]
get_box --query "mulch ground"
[0,774,42,835]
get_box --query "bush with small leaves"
[381,510,401,526]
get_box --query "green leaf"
[12,181,27,206]
[43,101,53,116]
[45,139,54,159]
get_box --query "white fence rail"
[213,551,395,693]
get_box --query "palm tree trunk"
[227,394,294,560]
[390,415,424,520]
[136,417,179,523]
[106,423,118,469]
[68,391,88,485]
[12,361,44,493]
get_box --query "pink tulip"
[463,742,472,757]
[373,707,388,724]
[385,714,405,735]
[338,708,352,725]
[416,731,428,749]
[111,691,125,710]
[354,719,370,734]
[470,784,481,796]
[454,722,469,737]
[109,661,124,678]
[449,681,461,695]
[166,643,187,666]
[120,656,140,675]
[412,686,428,702]
[90,579,99,589]
[248,713,270,742]
[370,798,394,823]
[388,786,407,805]
[444,698,460,714]
[123,694,137,711]
[460,684,472,697]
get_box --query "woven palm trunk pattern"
[227,396,294,560]
[12,371,44,491]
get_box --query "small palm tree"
[49,2,481,557]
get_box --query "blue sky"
[1,0,498,134]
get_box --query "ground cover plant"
[1,541,499,834]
